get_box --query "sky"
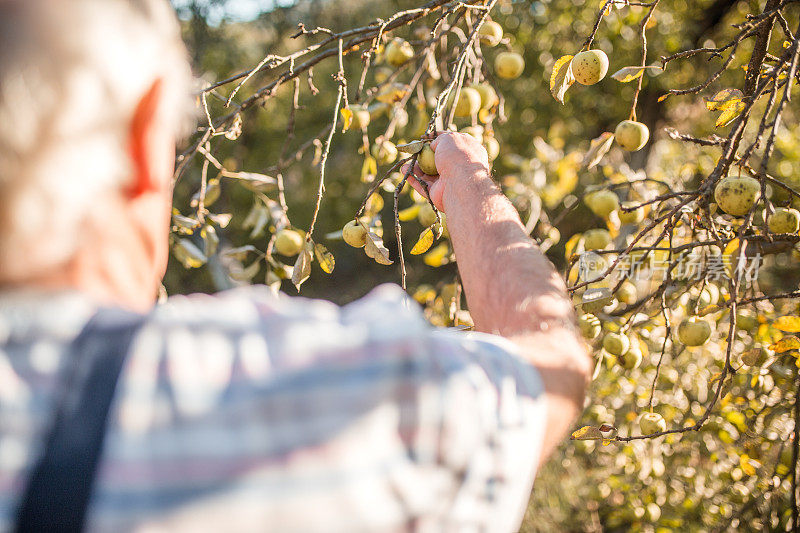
[171,0,297,25]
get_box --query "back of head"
[0,0,193,282]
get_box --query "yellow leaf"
[564,232,583,261]
[423,242,450,267]
[657,93,671,103]
[375,83,409,104]
[399,204,421,221]
[361,156,377,183]
[715,99,745,128]
[340,107,353,132]
[410,226,435,255]
[705,88,744,111]
[550,55,574,104]
[583,132,615,169]
[570,426,604,440]
[769,335,800,353]
[774,316,800,333]
[313,243,335,274]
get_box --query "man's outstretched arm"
[408,132,591,463]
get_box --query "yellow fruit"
[453,87,482,117]
[614,120,650,151]
[714,175,760,217]
[274,229,304,256]
[385,37,414,66]
[418,144,438,175]
[583,228,612,250]
[585,190,620,218]
[483,135,500,162]
[342,220,368,248]
[460,125,485,140]
[615,279,638,305]
[418,202,438,227]
[618,346,642,370]
[603,332,630,356]
[619,202,645,225]
[677,316,712,346]
[578,314,602,340]
[495,52,525,80]
[371,140,398,165]
[470,82,499,110]
[477,21,503,47]
[768,207,800,233]
[571,49,609,85]
[638,412,666,434]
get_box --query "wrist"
[441,165,495,214]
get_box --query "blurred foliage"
[169,0,800,530]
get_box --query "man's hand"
[404,132,490,211]
[406,131,591,465]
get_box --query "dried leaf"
[583,132,615,169]
[570,426,604,441]
[410,226,436,255]
[365,232,393,265]
[224,114,243,140]
[222,245,259,262]
[291,244,313,291]
[314,243,335,274]
[657,93,672,103]
[610,65,663,83]
[550,55,574,104]
[397,140,426,154]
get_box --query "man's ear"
[127,79,164,198]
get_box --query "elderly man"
[0,0,590,531]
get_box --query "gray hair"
[0,0,194,280]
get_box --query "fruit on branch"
[453,87,482,118]
[477,20,504,47]
[615,279,638,305]
[584,190,620,218]
[618,344,642,370]
[677,316,712,347]
[371,140,398,165]
[461,125,484,140]
[418,202,438,227]
[470,82,499,110]
[697,284,720,308]
[385,37,414,67]
[619,202,645,225]
[603,332,630,356]
[495,51,525,80]
[614,120,650,151]
[351,105,371,130]
[735,308,758,333]
[571,49,609,85]
[483,134,500,162]
[638,412,667,435]
[274,229,304,256]
[583,228,612,250]
[418,144,438,175]
[713,175,760,217]
[768,207,800,233]
[343,220,368,248]
[578,313,602,340]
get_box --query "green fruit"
[736,308,759,332]
[460,125,484,140]
[583,229,612,250]
[768,207,800,233]
[677,316,712,346]
[418,144,438,175]
[578,314,602,340]
[618,345,642,370]
[274,229,304,256]
[614,120,650,151]
[714,175,760,217]
[615,279,638,305]
[477,21,503,47]
[585,190,620,218]
[495,52,525,80]
[343,220,368,248]
[619,202,645,225]
[371,140,398,165]
[385,37,414,66]
[453,87,482,117]
[698,284,720,308]
[603,332,630,356]
[572,49,609,85]
[351,105,371,130]
[483,135,500,162]
[418,202,438,227]
[638,412,666,434]
[581,286,613,313]
[470,82,499,110]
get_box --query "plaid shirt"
[0,284,546,532]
